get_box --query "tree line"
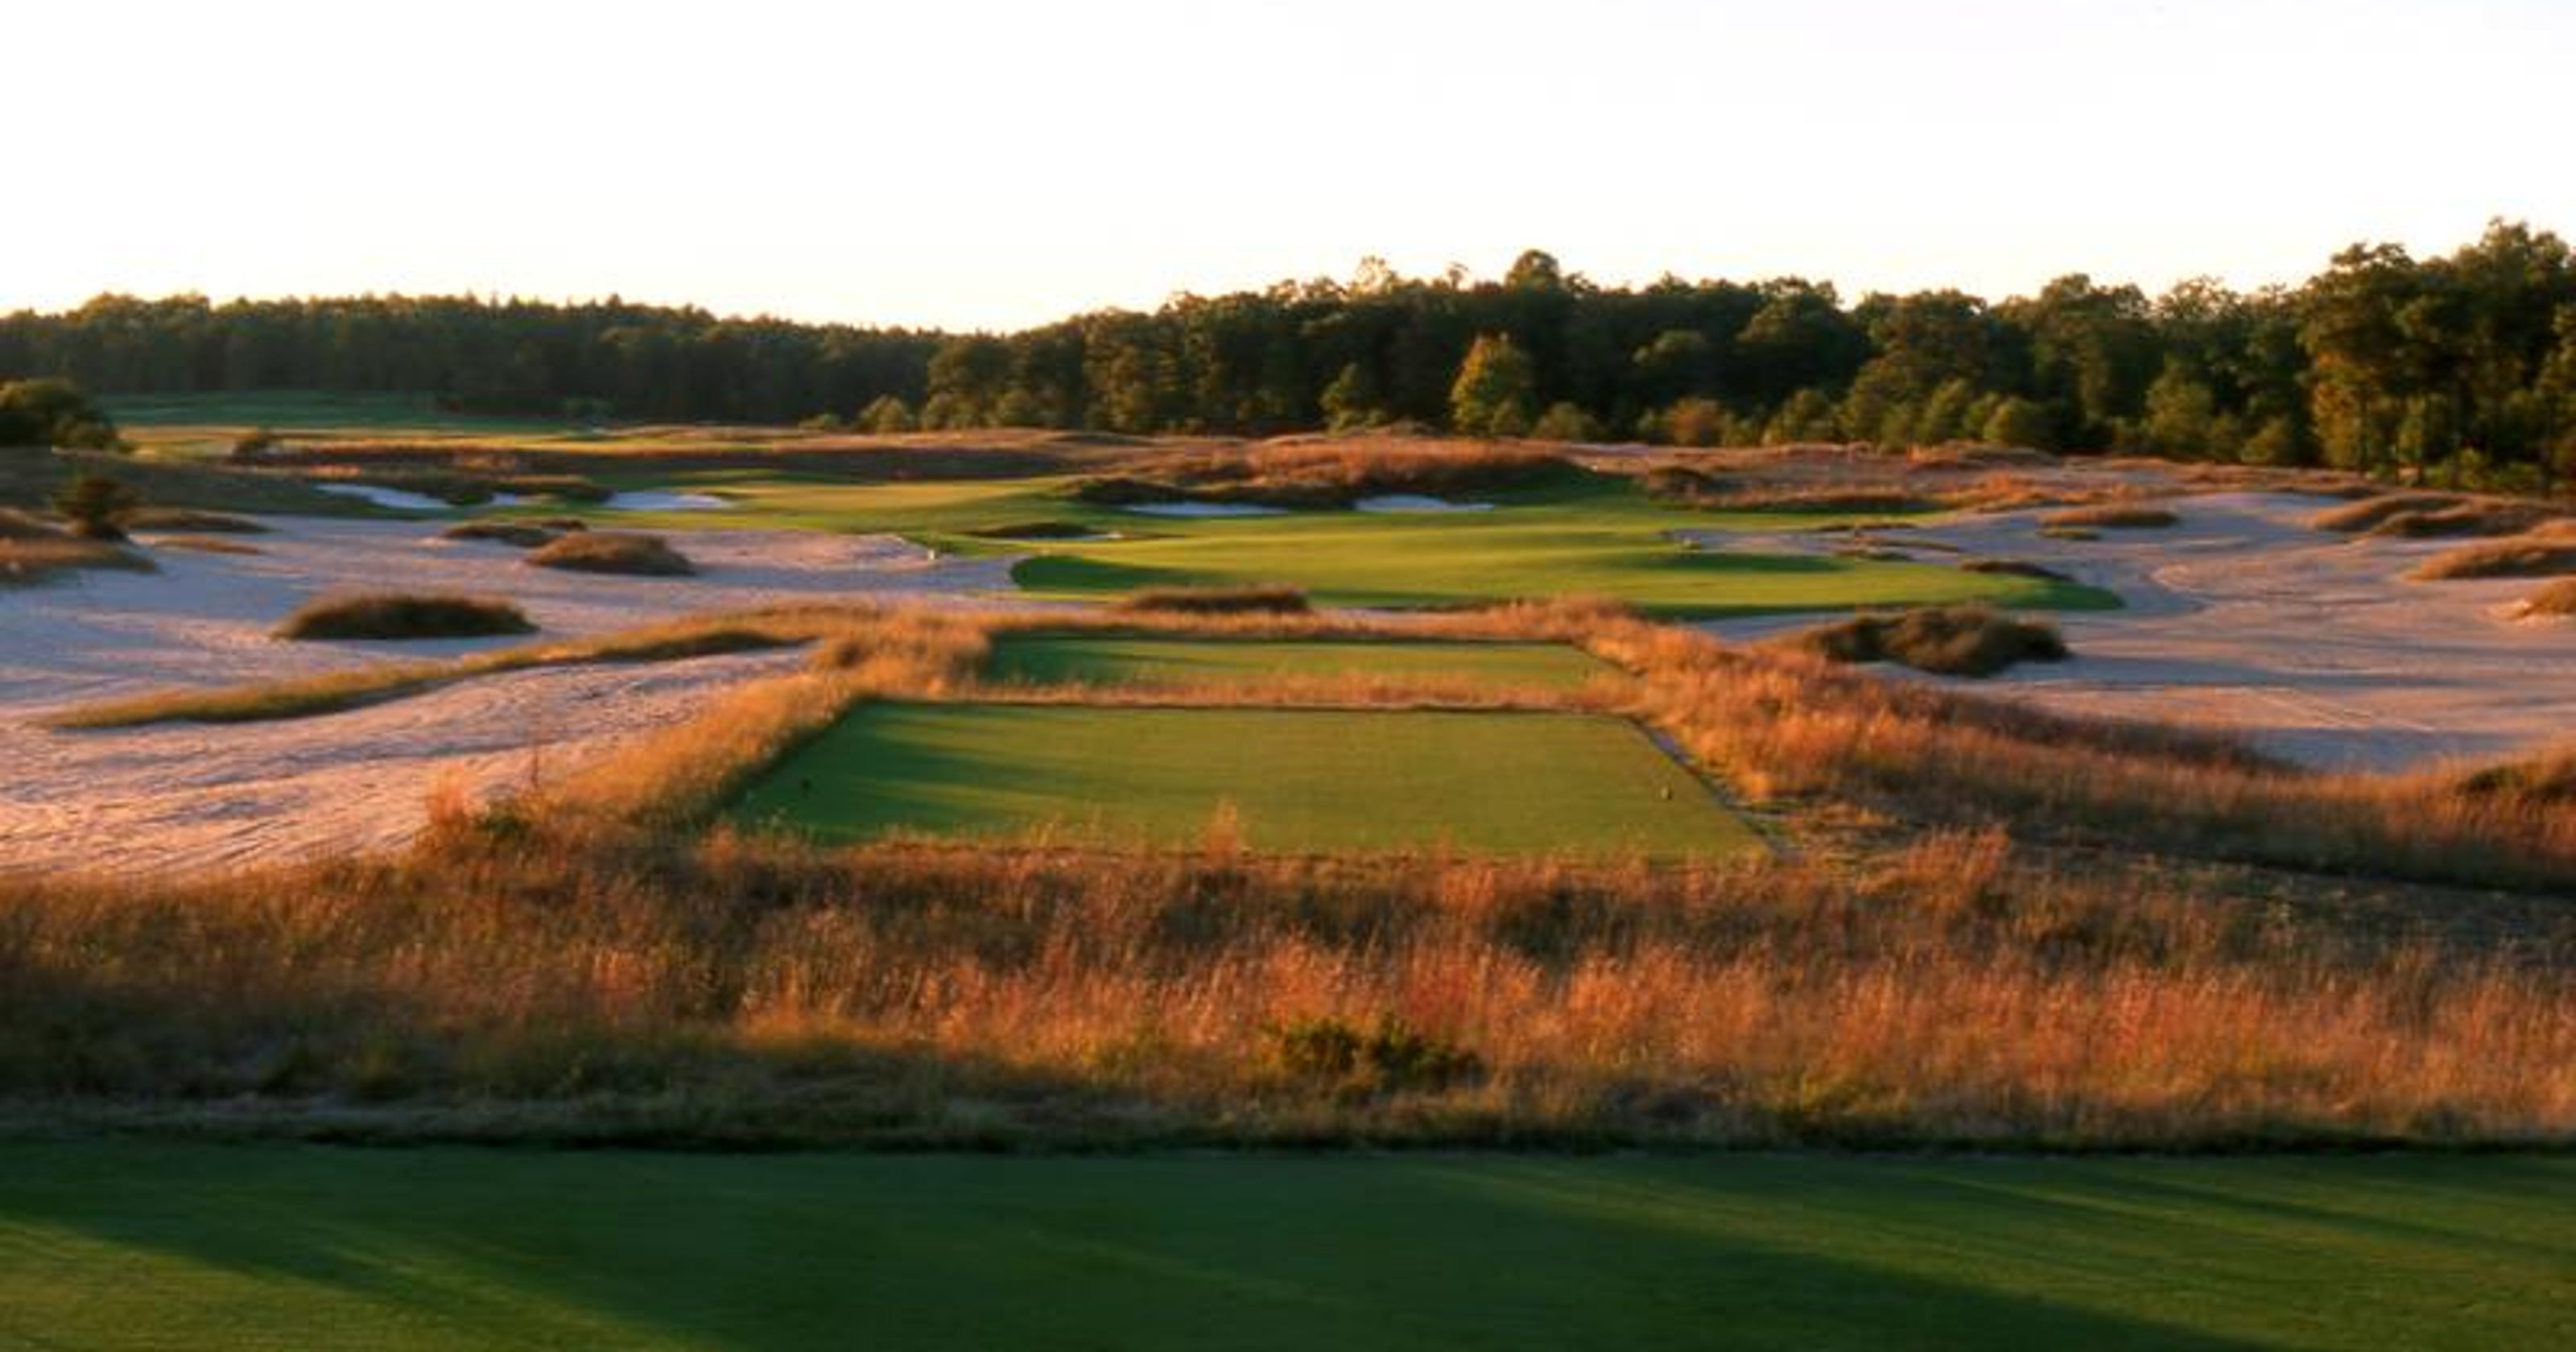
[6,221,2574,485]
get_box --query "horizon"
[15,0,2574,331]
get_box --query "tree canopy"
[6,220,2574,485]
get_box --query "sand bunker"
[1698,493,2576,772]
[0,515,1015,876]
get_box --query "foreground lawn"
[730,703,1754,857]
[986,634,1608,692]
[590,470,2116,617]
[0,1144,2566,1351]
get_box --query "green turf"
[987,635,1609,692]
[1,1144,2566,1351]
[730,703,1754,858]
[582,468,2119,618]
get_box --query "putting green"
[729,703,1755,857]
[3,1144,2567,1350]
[985,635,1609,692]
[580,469,2118,617]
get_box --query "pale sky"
[10,0,2571,330]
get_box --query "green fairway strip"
[579,469,2118,617]
[729,703,1755,858]
[986,635,1609,692]
[1,1144,2566,1351]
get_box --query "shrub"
[2412,538,2576,581]
[1114,585,1310,616]
[444,521,559,548]
[276,592,536,641]
[524,532,696,576]
[0,377,121,451]
[1794,605,2070,677]
[2041,503,2178,530]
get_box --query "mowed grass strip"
[730,704,1752,858]
[986,635,1608,693]
[3,1144,2570,1352]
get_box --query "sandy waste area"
[0,517,1011,877]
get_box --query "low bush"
[1793,605,2070,677]
[1115,585,1311,616]
[276,592,536,641]
[1266,1016,1482,1095]
[524,532,696,576]
[2041,503,2178,530]
[2411,538,2576,581]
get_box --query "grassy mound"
[0,508,156,585]
[1794,605,2070,677]
[2411,538,2576,580]
[2312,493,2462,533]
[2041,503,2178,530]
[1959,559,2072,582]
[524,531,696,576]
[2456,747,2576,805]
[443,521,559,548]
[1115,584,1310,616]
[118,507,268,534]
[275,592,535,641]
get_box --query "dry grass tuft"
[118,507,267,534]
[152,535,262,556]
[0,509,155,585]
[1790,605,2070,677]
[2517,578,2576,617]
[524,531,695,576]
[1115,584,1311,616]
[275,592,535,641]
[2042,503,2179,530]
[2313,493,2462,533]
[2412,538,2576,581]
[443,521,559,548]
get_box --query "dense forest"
[7,220,2575,486]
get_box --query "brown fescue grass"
[118,506,268,534]
[1789,606,2070,677]
[2518,578,2576,616]
[525,531,695,575]
[2314,494,2563,539]
[275,592,536,641]
[2,823,2567,1148]
[151,535,262,556]
[0,509,156,585]
[442,521,559,548]
[2313,493,2462,533]
[2041,503,2180,530]
[2411,537,2576,581]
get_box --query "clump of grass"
[2456,746,2576,806]
[1115,584,1311,616]
[153,535,262,556]
[1266,1016,1482,1095]
[444,521,559,548]
[2411,538,2576,581]
[276,592,536,641]
[1959,559,2072,582]
[2517,579,2576,616]
[118,507,267,534]
[525,531,695,576]
[1790,605,2070,677]
[2041,503,2178,530]
[496,474,611,503]
[0,508,155,585]
[2037,526,2099,541]
[2312,493,2461,533]
[2368,501,2560,540]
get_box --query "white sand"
[0,516,1014,876]
[1696,493,2576,772]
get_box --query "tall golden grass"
[2,824,2565,1148]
